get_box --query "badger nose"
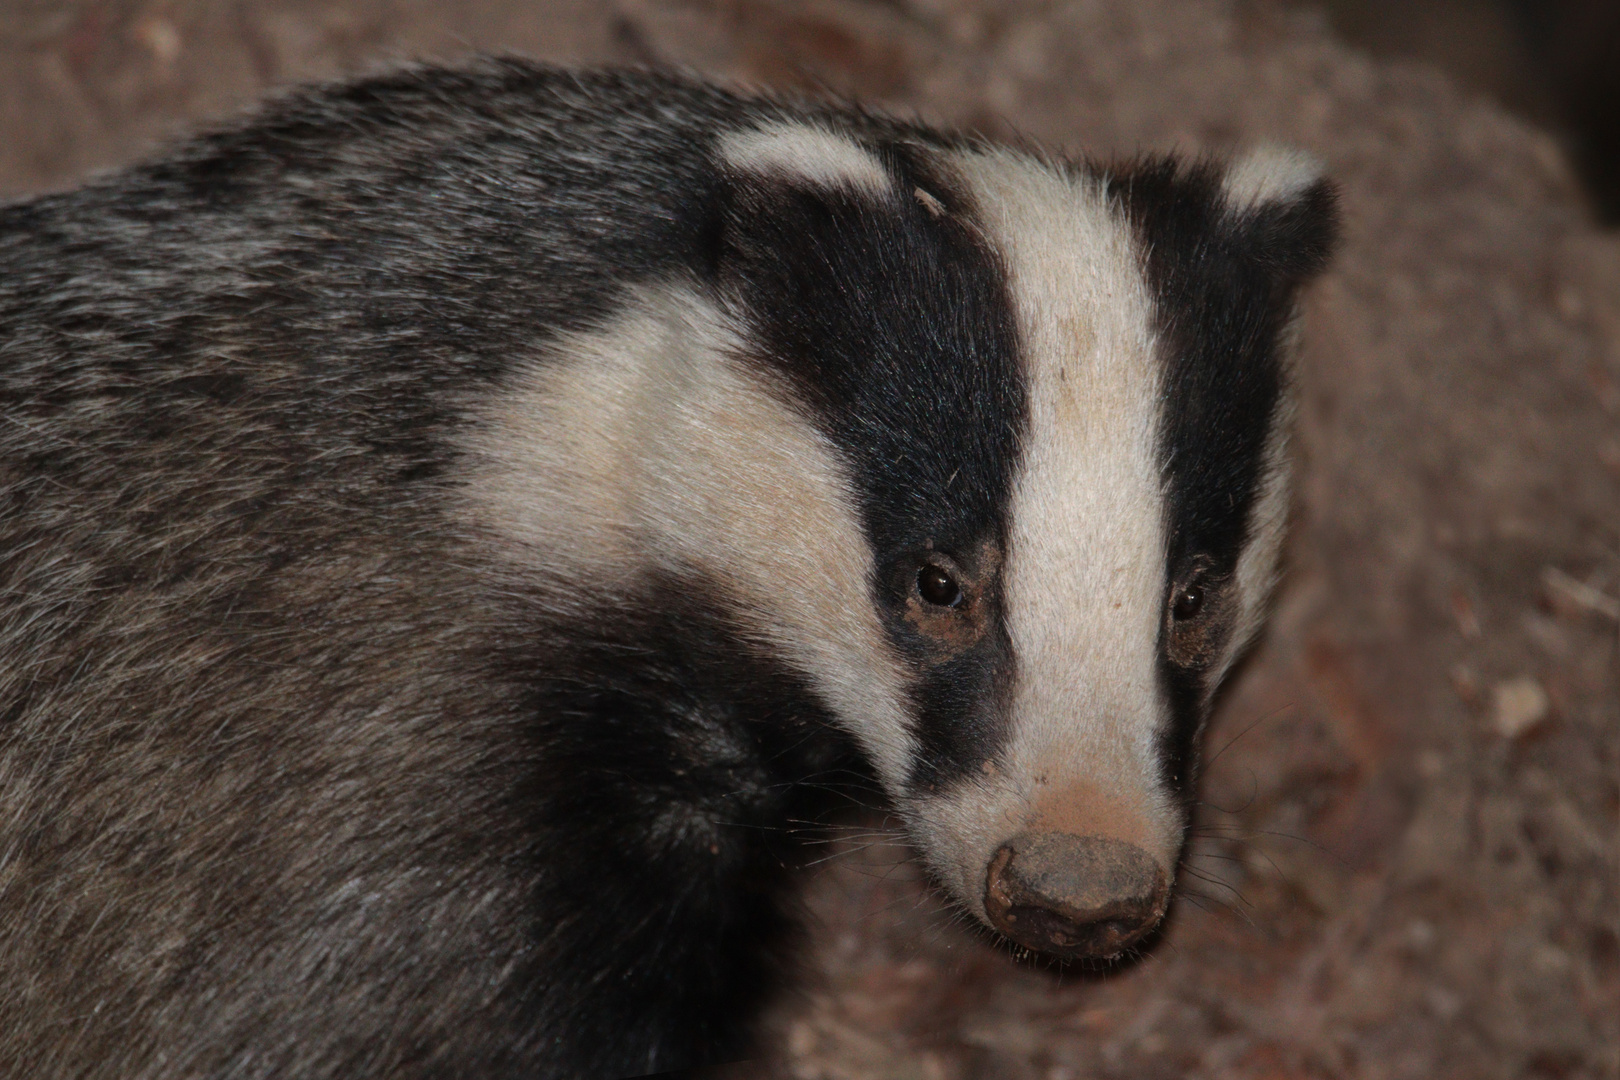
[983,833,1169,960]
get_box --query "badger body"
[0,62,1336,1079]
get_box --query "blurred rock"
[1492,675,1553,738]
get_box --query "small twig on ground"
[1542,565,1620,621]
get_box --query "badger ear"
[699,122,897,288]
[1220,146,1340,285]
[717,122,893,197]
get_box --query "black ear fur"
[1232,177,1340,288]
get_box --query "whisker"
[1190,823,1348,866]
[1176,885,1260,932]
[1183,849,1245,864]
[1190,773,1262,816]
[1178,862,1252,909]
[1202,703,1296,772]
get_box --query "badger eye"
[1171,582,1205,621]
[917,564,963,608]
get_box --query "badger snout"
[983,832,1169,960]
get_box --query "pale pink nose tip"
[984,832,1169,960]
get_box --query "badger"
[0,60,1337,1079]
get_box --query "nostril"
[983,832,1168,960]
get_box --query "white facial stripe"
[717,122,892,195]
[1221,145,1323,214]
[1224,351,1296,681]
[463,285,917,789]
[907,150,1181,913]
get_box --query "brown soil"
[3,2,1615,1078]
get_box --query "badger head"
[473,119,1338,962]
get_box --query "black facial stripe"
[1114,156,1337,796]
[713,141,1026,790]
[904,646,1018,791]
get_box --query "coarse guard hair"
[0,61,1338,1079]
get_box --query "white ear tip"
[718,122,892,195]
[1221,145,1324,212]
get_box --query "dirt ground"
[2,1,1615,1078]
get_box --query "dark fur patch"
[1113,157,1338,796]
[712,142,1027,789]
[488,575,864,1077]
